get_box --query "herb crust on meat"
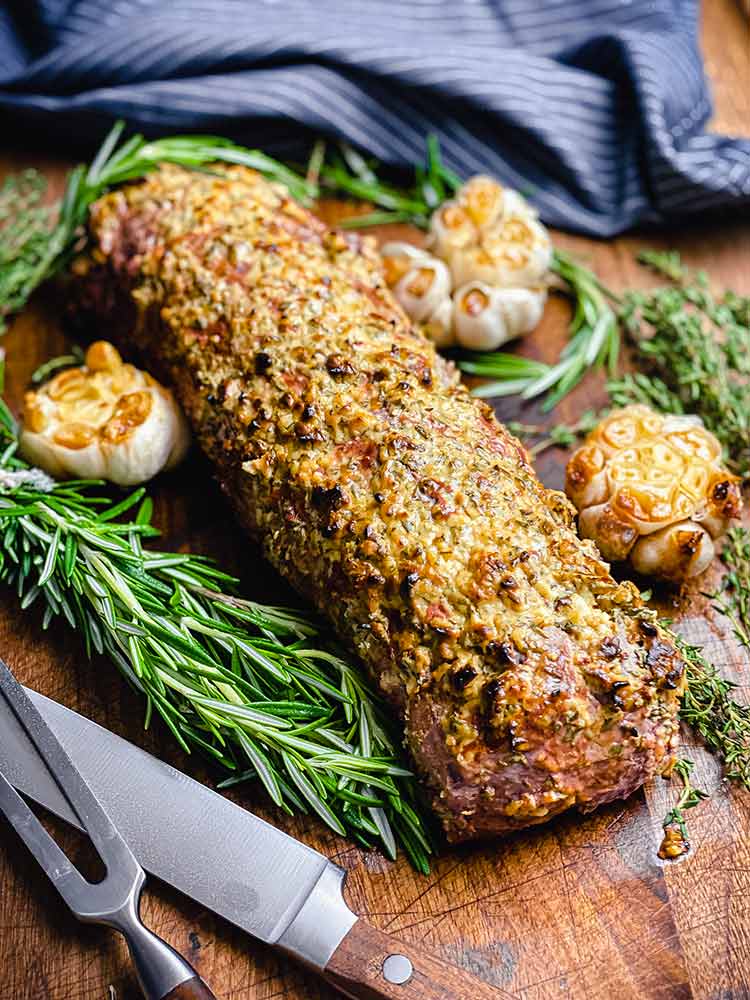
[69,164,684,840]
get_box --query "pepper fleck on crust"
[69,165,684,841]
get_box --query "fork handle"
[163,978,217,1000]
[119,915,217,1000]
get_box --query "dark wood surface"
[1,3,749,998]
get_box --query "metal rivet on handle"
[382,954,414,985]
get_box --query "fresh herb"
[321,133,462,231]
[0,368,433,871]
[606,372,684,415]
[619,252,750,475]
[0,170,56,332]
[707,525,750,649]
[507,408,604,457]
[659,757,708,860]
[0,124,623,412]
[669,628,750,789]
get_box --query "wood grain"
[1,4,749,998]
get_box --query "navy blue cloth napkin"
[1,0,748,236]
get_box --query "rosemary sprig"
[0,124,621,411]
[0,368,433,871]
[707,526,750,649]
[659,757,708,860]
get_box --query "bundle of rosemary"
[0,365,433,871]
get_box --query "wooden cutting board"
[2,6,749,998]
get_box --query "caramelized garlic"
[381,175,551,352]
[21,341,190,486]
[566,405,742,582]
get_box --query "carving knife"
[0,685,510,1000]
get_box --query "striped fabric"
[0,0,748,235]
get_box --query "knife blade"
[0,686,356,968]
[0,687,510,1000]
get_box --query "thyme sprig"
[707,526,750,650]
[0,369,433,871]
[507,408,604,457]
[618,252,750,475]
[659,757,708,859]
[669,628,750,790]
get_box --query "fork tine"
[0,769,92,910]
[0,659,138,875]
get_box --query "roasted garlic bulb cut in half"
[428,175,553,291]
[20,341,190,486]
[565,405,742,582]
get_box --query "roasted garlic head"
[381,175,551,352]
[428,175,553,291]
[20,341,190,486]
[566,405,742,582]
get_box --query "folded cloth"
[0,0,748,236]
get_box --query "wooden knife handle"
[162,976,217,1000]
[323,920,515,1000]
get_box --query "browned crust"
[67,165,684,840]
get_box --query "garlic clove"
[453,281,509,351]
[477,216,553,288]
[101,386,189,486]
[21,425,107,480]
[427,200,477,259]
[699,472,744,538]
[501,188,539,222]
[392,257,453,325]
[565,444,609,510]
[422,296,456,349]
[578,501,639,562]
[630,522,715,581]
[495,286,547,338]
[458,175,506,232]
[380,241,432,289]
